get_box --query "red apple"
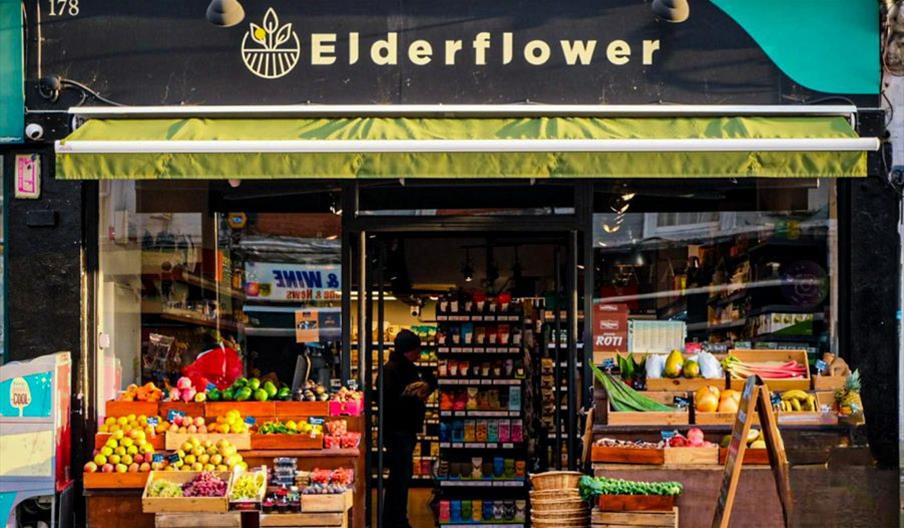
[101,464,114,473]
[83,462,98,473]
[128,463,139,473]
[139,462,151,472]
[133,454,144,464]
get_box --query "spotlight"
[652,0,690,23]
[207,0,245,27]
[461,250,474,283]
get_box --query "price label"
[244,416,256,425]
[152,454,164,463]
[167,409,185,422]
[660,430,676,441]
[309,417,325,425]
[166,453,181,464]
[147,416,159,427]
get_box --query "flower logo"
[241,8,301,79]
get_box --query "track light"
[652,0,690,23]
[207,0,245,27]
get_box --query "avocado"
[263,381,278,398]
[253,388,269,402]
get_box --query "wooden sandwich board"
[711,375,793,528]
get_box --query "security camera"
[25,123,44,141]
[410,304,421,318]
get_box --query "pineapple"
[834,369,863,417]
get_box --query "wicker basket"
[530,498,588,512]
[529,471,583,491]
[530,489,580,499]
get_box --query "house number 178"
[48,0,79,17]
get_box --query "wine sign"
[712,375,793,528]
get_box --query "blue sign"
[0,370,53,417]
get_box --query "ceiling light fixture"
[206,0,245,27]
[651,0,690,23]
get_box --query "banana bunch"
[780,390,817,412]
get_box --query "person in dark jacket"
[379,329,437,528]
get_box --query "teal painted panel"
[0,0,23,143]
[711,0,880,95]
[0,370,53,417]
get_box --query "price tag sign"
[244,416,256,426]
[166,453,181,464]
[167,409,185,422]
[147,416,159,427]
[152,453,164,464]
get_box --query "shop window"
[592,179,837,365]
[96,180,342,419]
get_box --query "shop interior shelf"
[437,480,526,488]
[436,314,522,322]
[439,524,524,528]
[439,442,524,450]
[440,410,521,418]
[438,347,522,354]
[438,379,522,386]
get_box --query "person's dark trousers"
[383,431,416,528]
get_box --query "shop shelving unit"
[434,304,528,527]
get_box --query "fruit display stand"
[165,432,252,450]
[85,401,366,528]
[591,508,679,528]
[725,349,811,392]
[602,391,690,426]
[141,471,232,513]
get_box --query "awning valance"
[55,114,877,180]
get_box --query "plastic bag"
[697,351,723,379]
[645,354,666,379]
[182,343,243,390]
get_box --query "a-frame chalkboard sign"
[711,375,793,528]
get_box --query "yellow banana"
[790,398,801,411]
[781,390,809,402]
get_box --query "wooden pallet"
[592,507,678,527]
[155,512,241,527]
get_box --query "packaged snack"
[488,419,499,442]
[452,419,464,442]
[451,500,461,523]
[462,500,472,521]
[503,458,515,478]
[462,323,474,345]
[449,360,459,376]
[472,500,483,522]
[453,391,467,411]
[439,500,451,523]
[497,419,509,443]
[508,387,521,411]
[487,327,498,345]
[475,327,486,345]
[481,362,491,377]
[515,500,526,522]
[504,359,514,377]
[471,457,482,479]
[514,460,526,478]
[440,391,454,411]
[466,388,479,410]
[438,360,448,377]
[476,419,488,442]
[498,325,510,345]
[493,457,504,478]
[483,501,494,521]
[511,420,523,443]
[439,422,451,442]
[463,420,476,442]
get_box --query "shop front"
[7,0,901,527]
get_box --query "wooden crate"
[718,447,770,465]
[165,432,251,450]
[605,392,689,426]
[84,471,150,489]
[251,434,323,450]
[645,377,726,392]
[260,512,346,527]
[812,375,846,391]
[155,512,241,527]
[142,471,231,513]
[159,402,205,418]
[694,411,759,426]
[591,446,665,465]
[598,495,676,512]
[301,490,354,513]
[592,507,678,527]
[275,401,330,418]
[105,400,159,418]
[205,402,277,419]
[95,432,165,450]
[777,391,838,426]
[662,446,718,465]
[727,349,810,392]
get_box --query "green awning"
[55,115,875,180]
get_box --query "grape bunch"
[148,479,183,498]
[230,472,265,500]
[182,471,227,497]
